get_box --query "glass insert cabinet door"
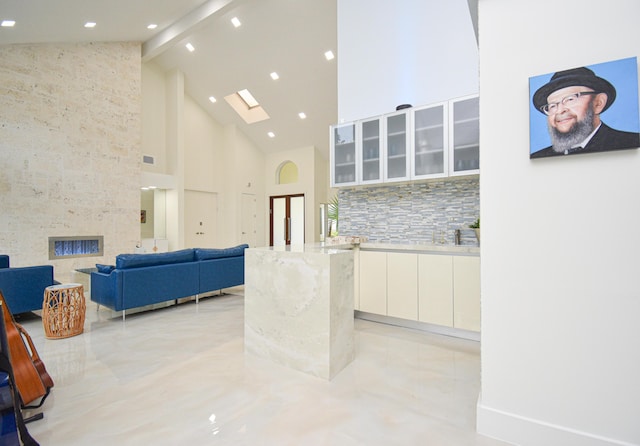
[359,117,382,183]
[331,123,357,186]
[451,96,479,174]
[413,103,446,178]
[385,112,410,181]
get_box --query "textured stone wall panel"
[0,42,141,281]
[339,178,479,245]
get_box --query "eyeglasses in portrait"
[529,56,640,159]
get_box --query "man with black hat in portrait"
[531,66,640,158]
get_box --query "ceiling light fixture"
[270,72,279,80]
[1,20,16,27]
[268,132,275,138]
[324,50,335,61]
[209,96,217,103]
[185,42,195,52]
[298,112,307,119]
[147,24,158,29]
[231,17,241,28]
[237,89,259,109]
[84,22,97,28]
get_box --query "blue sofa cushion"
[95,264,115,274]
[116,249,195,270]
[0,255,9,269]
[194,244,248,261]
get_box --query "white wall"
[478,1,640,445]
[337,0,478,122]
[142,62,167,173]
[141,64,267,249]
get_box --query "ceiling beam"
[142,0,237,61]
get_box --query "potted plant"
[469,218,480,245]
[328,195,339,237]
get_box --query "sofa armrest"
[0,265,55,314]
[90,271,120,310]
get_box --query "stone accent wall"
[0,42,142,282]
[339,177,479,245]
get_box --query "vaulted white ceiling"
[0,0,337,157]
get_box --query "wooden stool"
[42,283,86,339]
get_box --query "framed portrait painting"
[529,56,640,159]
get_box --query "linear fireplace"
[48,236,104,260]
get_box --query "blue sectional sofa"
[90,245,247,317]
[0,256,56,315]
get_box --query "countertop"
[249,242,479,256]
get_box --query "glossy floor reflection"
[19,288,508,445]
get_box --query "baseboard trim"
[354,311,480,341]
[476,395,637,446]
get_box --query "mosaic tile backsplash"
[338,178,479,245]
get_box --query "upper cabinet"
[330,122,358,187]
[412,102,447,180]
[450,95,479,176]
[384,111,411,182]
[359,117,383,184]
[330,95,479,188]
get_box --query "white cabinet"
[330,122,358,187]
[356,249,480,333]
[418,254,453,326]
[330,95,479,187]
[359,117,383,184]
[358,250,387,314]
[387,252,418,320]
[449,95,479,176]
[453,256,480,331]
[412,103,448,179]
[384,111,411,182]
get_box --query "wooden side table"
[42,283,86,339]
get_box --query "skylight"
[237,89,259,109]
[224,90,270,124]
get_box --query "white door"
[185,190,218,248]
[241,193,257,247]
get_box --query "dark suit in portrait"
[531,123,640,158]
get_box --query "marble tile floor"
[17,288,509,446]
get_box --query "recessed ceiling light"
[324,50,335,61]
[270,72,279,80]
[84,22,97,28]
[208,96,217,103]
[298,112,307,119]
[147,24,158,29]
[185,42,195,52]
[237,89,259,109]
[1,20,16,27]
[231,17,241,28]
[268,132,275,138]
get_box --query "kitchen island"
[244,244,354,380]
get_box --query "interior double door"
[270,194,304,246]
